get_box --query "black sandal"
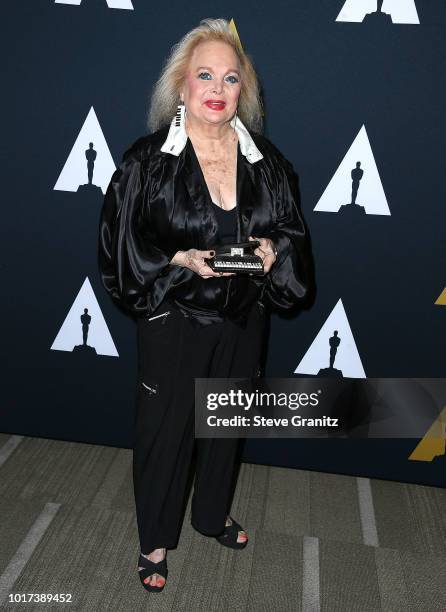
[137,552,168,592]
[215,516,249,549]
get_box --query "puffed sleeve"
[98,143,192,318]
[260,153,314,311]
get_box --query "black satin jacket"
[98,125,312,327]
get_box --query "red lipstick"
[204,99,226,110]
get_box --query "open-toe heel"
[137,553,168,592]
[215,516,248,550]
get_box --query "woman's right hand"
[170,249,236,279]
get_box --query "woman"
[98,18,312,592]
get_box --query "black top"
[212,202,237,245]
[98,125,312,326]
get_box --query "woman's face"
[180,40,241,128]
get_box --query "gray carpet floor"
[0,433,445,611]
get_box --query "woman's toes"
[237,530,248,543]
[144,574,159,586]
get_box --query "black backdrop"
[2,1,445,487]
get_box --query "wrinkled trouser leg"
[133,300,265,553]
[191,303,266,535]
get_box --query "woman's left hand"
[248,236,277,274]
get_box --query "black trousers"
[132,298,266,553]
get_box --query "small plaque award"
[204,240,264,275]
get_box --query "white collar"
[160,105,263,164]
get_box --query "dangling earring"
[231,107,238,131]
[175,99,185,127]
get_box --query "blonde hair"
[147,18,263,133]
